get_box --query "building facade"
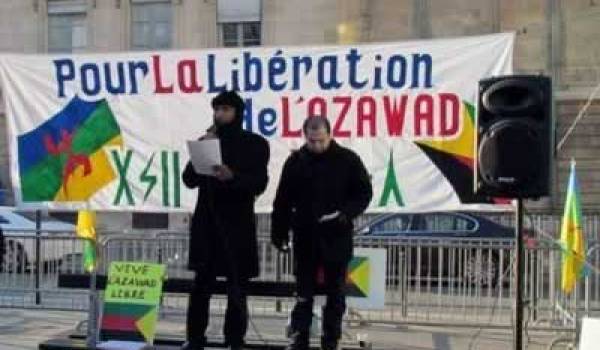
[0,0,599,229]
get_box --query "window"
[455,216,477,231]
[218,0,261,47]
[221,22,261,47]
[47,0,87,53]
[49,211,78,224]
[372,215,411,234]
[422,214,477,232]
[131,0,173,50]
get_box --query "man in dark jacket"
[182,90,270,350]
[271,116,373,350]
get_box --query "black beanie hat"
[211,90,245,119]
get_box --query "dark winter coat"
[271,141,373,265]
[183,123,269,279]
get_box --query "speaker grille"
[481,79,543,119]
[478,121,542,193]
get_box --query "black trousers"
[186,270,249,347]
[290,257,347,345]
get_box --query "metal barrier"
[0,229,88,310]
[3,225,600,334]
[98,233,582,330]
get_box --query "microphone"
[206,124,217,134]
[199,124,218,141]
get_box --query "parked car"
[0,207,77,272]
[355,211,535,286]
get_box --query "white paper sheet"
[579,317,600,350]
[186,139,222,176]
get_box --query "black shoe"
[181,340,204,350]
[321,337,339,350]
[285,345,308,350]
[320,345,339,350]
[284,331,310,350]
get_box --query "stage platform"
[39,336,367,349]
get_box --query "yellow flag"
[76,210,97,272]
[561,160,586,295]
[76,210,96,240]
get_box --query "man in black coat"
[271,116,373,350]
[182,90,270,350]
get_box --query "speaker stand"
[514,198,525,350]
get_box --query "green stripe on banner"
[173,151,180,207]
[71,100,120,155]
[161,151,169,206]
[21,153,67,201]
[464,102,475,125]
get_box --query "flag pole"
[514,198,525,350]
[82,204,99,348]
[35,209,42,305]
[87,258,99,348]
[87,257,98,347]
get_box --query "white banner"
[0,33,514,212]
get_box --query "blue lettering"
[412,53,433,88]
[54,59,75,98]
[387,55,407,89]
[268,50,287,91]
[291,56,312,90]
[104,62,126,94]
[373,54,383,90]
[231,58,240,91]
[207,54,227,93]
[243,52,262,92]
[242,98,253,132]
[317,55,342,90]
[347,49,367,89]
[127,61,148,94]
[258,108,277,136]
[81,63,101,96]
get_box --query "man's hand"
[272,237,290,253]
[213,164,234,181]
[337,212,350,226]
[199,131,216,141]
[318,211,340,223]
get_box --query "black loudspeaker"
[475,75,553,198]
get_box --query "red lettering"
[177,60,203,93]
[415,94,434,137]
[281,97,301,138]
[152,55,173,94]
[384,96,408,136]
[357,96,376,137]
[307,97,327,117]
[332,96,351,138]
[439,93,459,137]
